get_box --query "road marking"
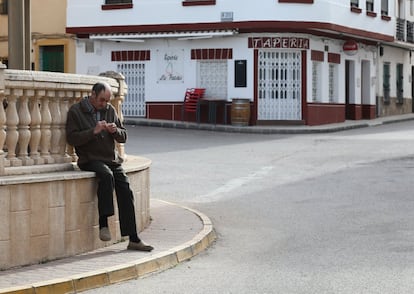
[195,166,274,203]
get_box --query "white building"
[66,0,413,126]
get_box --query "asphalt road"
[85,121,414,294]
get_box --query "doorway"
[257,50,302,121]
[345,60,356,119]
[412,66,414,112]
[117,63,146,117]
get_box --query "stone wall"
[0,155,151,270]
[378,97,413,117]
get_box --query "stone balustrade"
[0,64,127,176]
[0,64,151,270]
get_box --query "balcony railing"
[0,63,127,176]
[396,18,414,44]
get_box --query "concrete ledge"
[0,156,151,270]
[0,156,151,185]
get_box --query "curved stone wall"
[0,156,151,270]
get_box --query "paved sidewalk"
[0,200,216,294]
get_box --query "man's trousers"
[78,160,138,236]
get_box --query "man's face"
[91,88,111,110]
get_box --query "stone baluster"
[108,74,127,161]
[111,94,125,161]
[50,92,62,163]
[66,92,84,163]
[5,89,22,167]
[29,90,44,165]
[0,94,5,175]
[0,62,5,175]
[17,90,34,166]
[40,94,54,164]
[60,91,71,163]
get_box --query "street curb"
[0,201,216,294]
[123,118,371,134]
[124,114,414,134]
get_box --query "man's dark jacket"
[66,97,127,165]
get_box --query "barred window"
[329,63,338,103]
[182,0,216,6]
[105,0,132,4]
[312,61,322,102]
[197,60,227,99]
[366,0,374,11]
[381,0,388,15]
[102,0,133,10]
[350,0,359,8]
[0,0,7,15]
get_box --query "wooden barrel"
[231,98,250,126]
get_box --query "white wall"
[76,32,380,105]
[76,35,255,102]
[304,37,376,105]
[67,0,395,38]
[378,45,412,100]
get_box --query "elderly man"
[66,82,153,252]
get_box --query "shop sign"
[248,37,309,49]
[343,40,358,56]
[157,49,184,83]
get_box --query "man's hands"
[94,120,117,135]
[105,122,117,134]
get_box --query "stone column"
[8,0,31,70]
[0,62,5,175]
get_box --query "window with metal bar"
[350,0,359,8]
[329,64,338,103]
[312,61,322,102]
[102,0,133,9]
[411,0,414,16]
[278,0,313,3]
[396,18,406,41]
[182,0,216,6]
[0,0,7,14]
[383,63,390,104]
[381,0,388,15]
[105,0,132,4]
[366,0,374,11]
[197,61,227,99]
[407,21,414,43]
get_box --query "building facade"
[66,0,413,126]
[0,0,76,73]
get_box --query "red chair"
[181,88,205,123]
